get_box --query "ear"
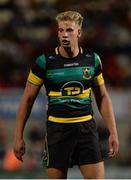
[78,29,82,37]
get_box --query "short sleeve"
[93,53,104,86]
[27,54,46,86]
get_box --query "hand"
[108,133,119,158]
[14,139,25,162]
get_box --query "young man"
[14,11,119,179]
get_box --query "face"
[58,20,81,48]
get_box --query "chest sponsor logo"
[60,81,84,96]
[82,68,92,80]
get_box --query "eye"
[67,28,74,32]
[58,28,63,32]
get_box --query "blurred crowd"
[0,0,131,89]
[0,119,44,171]
[0,0,131,174]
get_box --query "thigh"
[46,121,78,168]
[78,120,103,165]
[79,161,105,179]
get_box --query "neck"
[59,46,79,58]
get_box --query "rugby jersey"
[28,47,104,123]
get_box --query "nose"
[62,31,68,38]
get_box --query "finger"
[108,142,118,158]
[111,144,119,157]
[114,141,119,154]
[15,153,23,162]
[108,140,113,156]
[108,148,114,158]
[14,151,24,162]
[20,149,25,156]
[108,150,115,158]
[108,139,115,157]
[17,156,23,162]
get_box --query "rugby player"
[14,11,119,179]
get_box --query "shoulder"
[81,47,93,56]
[35,54,46,67]
[81,47,102,68]
[81,47,96,66]
[82,47,101,60]
[93,53,102,68]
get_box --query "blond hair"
[56,11,83,28]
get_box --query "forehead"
[58,20,78,29]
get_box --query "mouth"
[62,40,70,45]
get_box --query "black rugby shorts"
[43,119,103,168]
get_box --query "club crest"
[82,68,91,79]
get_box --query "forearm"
[14,82,41,161]
[15,98,34,140]
[93,75,119,156]
[99,94,118,136]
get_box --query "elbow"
[99,93,112,112]
[22,94,35,108]
[26,96,35,107]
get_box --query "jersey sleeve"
[27,54,46,86]
[93,53,104,86]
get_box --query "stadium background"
[0,0,131,178]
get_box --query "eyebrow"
[58,27,74,31]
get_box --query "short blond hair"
[56,11,83,28]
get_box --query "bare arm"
[93,84,119,157]
[14,81,41,161]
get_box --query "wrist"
[108,126,118,135]
[14,133,23,141]
[109,131,118,137]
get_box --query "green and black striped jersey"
[28,47,104,123]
